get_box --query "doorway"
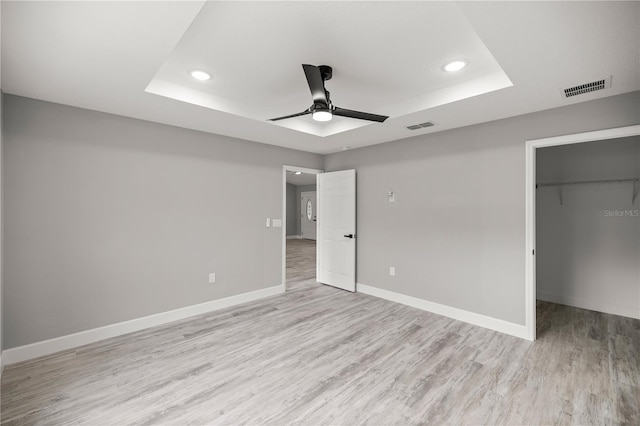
[282,165,323,291]
[525,125,640,340]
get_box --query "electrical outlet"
[389,266,396,276]
[209,272,216,284]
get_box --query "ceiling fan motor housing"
[318,65,332,81]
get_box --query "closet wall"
[536,136,640,318]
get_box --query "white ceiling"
[146,1,511,137]
[2,1,639,154]
[286,172,317,186]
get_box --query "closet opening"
[525,125,640,340]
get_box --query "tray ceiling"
[2,1,639,154]
[146,1,512,137]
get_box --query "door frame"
[524,125,640,341]
[282,165,324,291]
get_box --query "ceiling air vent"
[406,121,435,131]
[562,76,611,98]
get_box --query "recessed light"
[443,60,467,72]
[190,70,211,81]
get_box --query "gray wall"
[3,91,639,349]
[286,183,297,236]
[0,91,3,358]
[536,137,640,318]
[324,91,640,325]
[296,184,316,236]
[285,183,316,237]
[1,0,3,360]
[3,95,323,348]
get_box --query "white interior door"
[300,191,317,240]
[317,169,356,292]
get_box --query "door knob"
[344,234,354,238]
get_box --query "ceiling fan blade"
[302,64,329,107]
[268,110,311,121]
[333,107,388,123]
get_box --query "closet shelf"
[536,177,638,188]
[536,177,639,205]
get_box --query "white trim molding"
[357,283,529,340]
[286,235,302,240]
[525,125,640,341]
[3,285,283,365]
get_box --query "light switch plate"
[265,218,271,228]
[272,219,282,228]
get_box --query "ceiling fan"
[269,64,389,123]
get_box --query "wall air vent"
[562,76,611,98]
[406,121,435,131]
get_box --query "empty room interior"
[0,1,639,425]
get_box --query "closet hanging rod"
[536,177,639,188]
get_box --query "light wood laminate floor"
[286,238,316,289]
[1,242,638,425]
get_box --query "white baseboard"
[537,291,640,320]
[357,283,529,340]
[286,235,302,240]
[3,285,283,365]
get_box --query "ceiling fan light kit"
[312,108,332,122]
[269,64,389,124]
